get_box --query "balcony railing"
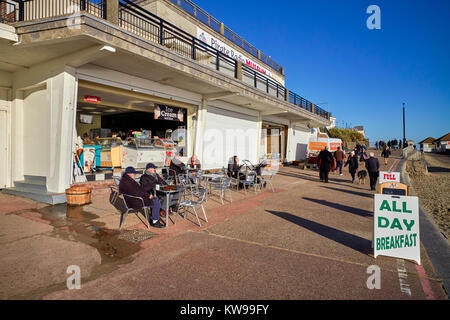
[5,0,330,120]
[0,0,16,23]
[169,0,283,75]
[5,0,105,21]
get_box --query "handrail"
[170,0,283,74]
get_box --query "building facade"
[0,0,330,202]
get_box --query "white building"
[0,0,330,203]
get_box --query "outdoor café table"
[156,186,185,228]
[201,173,225,201]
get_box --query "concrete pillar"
[256,112,263,160]
[46,68,77,193]
[286,121,294,162]
[194,98,208,164]
[235,60,242,81]
[257,50,261,60]
[220,22,225,36]
[285,88,289,102]
[106,0,119,25]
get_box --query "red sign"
[84,95,101,103]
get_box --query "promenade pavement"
[1,150,448,300]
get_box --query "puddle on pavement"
[32,204,157,264]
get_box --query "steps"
[2,175,66,205]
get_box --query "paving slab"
[0,214,54,244]
[0,234,102,299]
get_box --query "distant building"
[327,117,336,129]
[353,126,366,138]
[435,133,450,153]
[418,137,436,153]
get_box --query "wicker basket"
[65,186,92,206]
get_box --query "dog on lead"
[357,170,368,185]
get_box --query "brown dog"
[357,170,368,184]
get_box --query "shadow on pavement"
[427,166,450,173]
[302,197,373,218]
[266,210,372,253]
[321,186,373,199]
[277,171,369,191]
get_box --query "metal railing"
[6,0,330,121]
[9,0,105,21]
[0,0,16,23]
[169,0,283,74]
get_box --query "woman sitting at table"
[228,156,245,180]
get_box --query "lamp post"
[403,102,406,148]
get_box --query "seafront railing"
[3,0,330,120]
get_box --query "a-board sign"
[373,194,420,265]
[379,171,401,184]
[380,182,408,196]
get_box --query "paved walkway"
[1,151,448,300]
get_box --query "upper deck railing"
[168,0,283,75]
[3,0,330,120]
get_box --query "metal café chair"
[119,194,151,230]
[209,177,233,205]
[175,188,208,227]
[242,172,258,194]
[110,176,121,204]
[259,172,275,192]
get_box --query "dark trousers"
[150,197,161,221]
[320,170,330,182]
[369,172,379,190]
[350,170,356,182]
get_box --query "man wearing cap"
[119,167,164,228]
[140,163,167,195]
[365,152,380,191]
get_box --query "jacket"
[119,173,152,209]
[381,149,391,158]
[345,156,359,172]
[365,157,380,173]
[334,150,345,162]
[318,150,333,171]
[140,172,167,195]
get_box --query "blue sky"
[191,0,450,145]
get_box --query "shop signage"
[84,95,101,103]
[197,27,273,78]
[373,194,420,265]
[379,171,401,184]
[154,104,184,122]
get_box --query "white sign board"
[374,194,420,264]
[379,171,401,184]
[197,27,273,78]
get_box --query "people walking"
[365,152,380,191]
[344,151,359,183]
[381,146,391,165]
[318,147,334,183]
[334,146,345,176]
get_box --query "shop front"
[73,80,191,182]
[261,121,288,162]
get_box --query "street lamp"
[403,102,406,148]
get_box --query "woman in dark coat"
[318,148,333,183]
[228,156,245,180]
[344,151,359,183]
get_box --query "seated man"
[169,155,186,184]
[141,163,180,216]
[187,155,201,170]
[119,167,164,228]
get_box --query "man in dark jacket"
[365,153,380,191]
[119,167,164,228]
[344,151,359,183]
[318,147,333,183]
